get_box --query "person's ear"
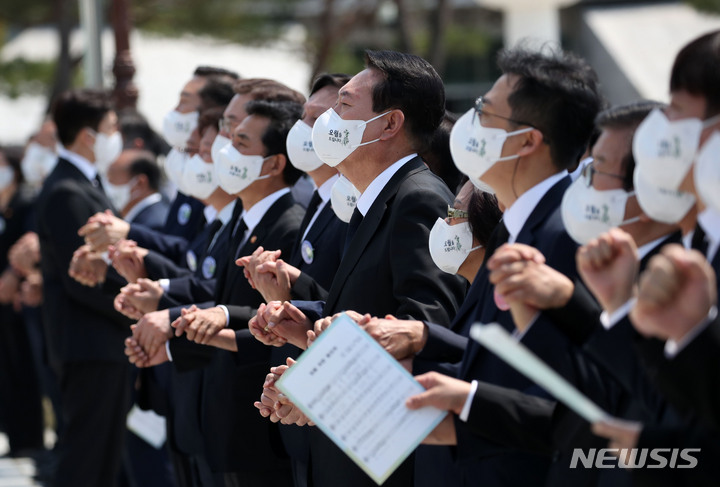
[517,129,544,158]
[378,110,405,141]
[261,154,286,177]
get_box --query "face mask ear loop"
[511,156,521,200]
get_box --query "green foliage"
[685,0,720,12]
[0,58,56,98]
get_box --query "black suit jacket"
[36,158,130,366]
[307,157,466,487]
[129,196,170,231]
[170,191,304,474]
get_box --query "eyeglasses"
[581,161,625,187]
[447,205,468,219]
[473,96,533,127]
[219,118,236,134]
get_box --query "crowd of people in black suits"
[1,28,719,487]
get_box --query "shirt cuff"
[217,305,230,327]
[458,380,479,422]
[158,279,170,292]
[664,306,718,358]
[165,341,173,362]
[599,298,636,330]
[100,251,112,266]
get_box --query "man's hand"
[307,311,369,348]
[20,271,43,307]
[248,302,288,347]
[8,232,40,276]
[124,331,169,368]
[577,228,639,314]
[114,290,144,320]
[254,358,314,426]
[592,419,643,454]
[421,413,455,445]
[69,244,108,286]
[0,269,20,304]
[259,301,312,349]
[630,244,717,342]
[172,305,227,345]
[406,371,472,415]
[109,240,148,283]
[133,310,173,359]
[249,259,302,303]
[237,247,281,289]
[118,279,163,316]
[78,210,130,252]
[358,315,427,360]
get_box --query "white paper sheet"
[126,405,167,449]
[276,313,447,485]
[469,323,611,423]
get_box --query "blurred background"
[1,0,719,146]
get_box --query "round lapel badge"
[186,250,198,272]
[178,203,192,225]
[202,256,217,279]
[301,240,314,264]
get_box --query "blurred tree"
[685,0,720,12]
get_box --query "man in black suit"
[36,89,131,487]
[127,99,306,487]
[256,50,466,487]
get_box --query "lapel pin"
[250,235,257,244]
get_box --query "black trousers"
[54,360,130,487]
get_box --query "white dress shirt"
[355,154,417,216]
[58,147,98,183]
[124,193,163,224]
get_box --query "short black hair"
[420,111,463,193]
[310,73,351,96]
[234,79,306,105]
[245,100,304,185]
[198,107,225,136]
[128,153,162,192]
[193,66,240,80]
[0,146,24,186]
[52,89,114,146]
[364,50,446,153]
[118,109,169,156]
[199,75,236,111]
[497,46,603,171]
[595,100,666,191]
[467,187,502,248]
[670,30,720,117]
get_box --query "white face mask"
[163,110,198,149]
[450,108,533,187]
[633,165,695,224]
[92,131,123,176]
[632,108,720,190]
[214,144,270,195]
[104,177,136,212]
[330,175,360,223]
[561,174,639,245]
[0,166,15,191]
[287,120,325,172]
[164,148,189,193]
[21,142,57,186]
[694,131,720,215]
[211,134,231,165]
[311,108,391,167]
[428,217,481,274]
[182,154,218,200]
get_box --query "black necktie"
[203,219,224,255]
[482,220,509,266]
[343,208,363,256]
[299,190,323,239]
[692,224,709,257]
[232,219,249,260]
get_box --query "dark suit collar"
[57,148,98,183]
[515,175,571,245]
[324,157,427,312]
[639,230,683,271]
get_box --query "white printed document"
[470,323,611,423]
[276,313,446,485]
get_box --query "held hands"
[20,271,43,307]
[78,210,130,252]
[8,232,40,276]
[68,244,108,286]
[130,310,173,363]
[0,269,20,305]
[124,326,170,368]
[630,244,717,342]
[577,228,639,314]
[248,302,289,348]
[109,240,148,283]
[307,310,369,347]
[237,248,301,303]
[114,278,163,319]
[171,305,228,345]
[237,247,281,290]
[254,358,314,426]
[248,300,312,349]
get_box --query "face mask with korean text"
[311,108,391,167]
[694,131,720,215]
[211,134,231,165]
[182,154,218,200]
[633,166,695,224]
[164,148,190,193]
[91,130,123,176]
[428,217,481,274]
[287,120,325,172]
[330,175,360,223]
[163,110,198,149]
[104,177,137,212]
[21,142,57,186]
[214,144,271,195]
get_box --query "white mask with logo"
[211,134,231,165]
[214,144,270,195]
[164,148,190,193]
[428,218,481,274]
[162,110,198,149]
[632,108,720,190]
[694,131,720,215]
[633,166,695,224]
[21,142,58,186]
[561,175,639,245]
[0,166,15,191]
[311,108,391,167]
[287,120,324,172]
[450,108,533,186]
[330,175,360,223]
[92,131,123,176]
[105,177,136,212]
[182,154,218,200]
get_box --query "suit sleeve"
[415,322,468,363]
[128,223,189,265]
[291,272,330,302]
[43,186,128,327]
[144,249,193,280]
